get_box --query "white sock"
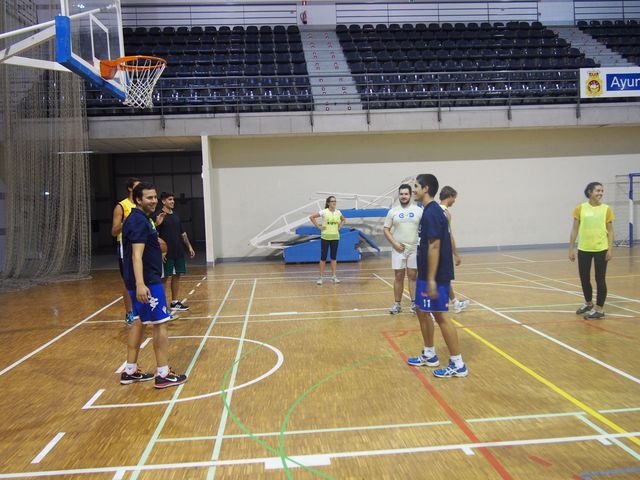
[450,354,464,368]
[395,301,401,306]
[451,298,459,305]
[423,346,436,358]
[125,363,137,374]
[157,365,169,377]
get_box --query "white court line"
[189,289,195,295]
[457,290,640,385]
[502,254,534,263]
[575,414,640,460]
[86,336,283,409]
[130,280,236,480]
[208,279,257,479]
[112,469,125,480]
[506,266,640,310]
[264,454,331,470]
[31,433,65,464]
[196,283,202,288]
[2,431,639,478]
[82,389,104,410]
[140,337,152,349]
[269,311,298,315]
[497,309,633,318]
[0,297,122,377]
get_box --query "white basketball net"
[118,57,166,109]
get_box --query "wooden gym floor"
[0,247,638,479]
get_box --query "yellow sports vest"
[577,202,610,252]
[321,209,342,240]
[116,198,136,241]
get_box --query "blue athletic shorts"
[415,280,450,312]
[128,283,172,324]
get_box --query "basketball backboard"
[56,0,126,99]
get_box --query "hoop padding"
[100,56,166,109]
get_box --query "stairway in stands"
[553,26,633,67]
[300,28,362,112]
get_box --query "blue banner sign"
[581,67,640,98]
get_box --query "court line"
[130,280,235,480]
[574,414,640,460]
[580,467,640,479]
[502,254,534,263]
[31,432,65,464]
[82,389,104,410]
[375,272,640,384]
[452,318,640,449]
[0,432,640,479]
[375,273,640,448]
[505,267,640,310]
[459,291,640,386]
[0,296,122,377]
[208,279,257,480]
[2,431,639,479]
[494,266,640,317]
[158,406,640,443]
[85,336,283,409]
[157,420,453,442]
[382,332,513,480]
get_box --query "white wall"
[204,126,640,260]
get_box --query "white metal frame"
[0,6,113,71]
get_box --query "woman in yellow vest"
[310,195,346,285]
[569,182,615,319]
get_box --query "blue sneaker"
[433,361,468,378]
[125,311,136,325]
[407,353,439,367]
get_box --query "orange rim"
[100,55,166,79]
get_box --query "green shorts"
[164,257,186,277]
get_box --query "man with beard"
[383,183,423,315]
[120,182,187,389]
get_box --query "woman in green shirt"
[310,196,346,285]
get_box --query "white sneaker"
[389,303,402,315]
[410,303,417,314]
[316,277,323,285]
[332,276,340,283]
[453,300,470,313]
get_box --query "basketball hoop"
[100,55,166,109]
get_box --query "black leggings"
[320,239,339,261]
[577,249,608,307]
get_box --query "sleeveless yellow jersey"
[573,202,614,252]
[320,208,342,240]
[116,198,136,241]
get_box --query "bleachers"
[86,25,313,115]
[338,21,595,109]
[577,20,640,66]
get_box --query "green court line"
[278,353,395,479]
[218,325,337,477]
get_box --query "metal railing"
[84,69,638,120]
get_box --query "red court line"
[382,331,513,480]
[528,455,553,467]
[580,320,636,340]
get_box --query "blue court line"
[580,467,640,479]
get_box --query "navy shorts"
[415,280,450,312]
[128,283,172,324]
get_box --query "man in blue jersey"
[407,174,468,378]
[120,182,187,389]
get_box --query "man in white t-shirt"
[383,184,423,314]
